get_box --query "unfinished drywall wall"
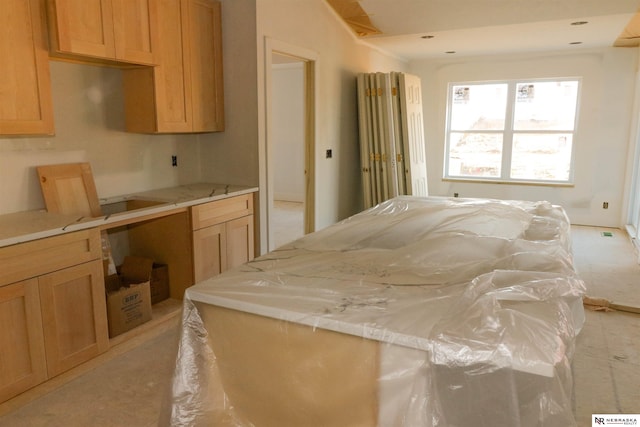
[0,61,200,215]
[410,47,638,227]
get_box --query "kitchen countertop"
[0,183,258,248]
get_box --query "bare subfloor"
[0,225,638,426]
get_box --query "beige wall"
[253,0,407,246]
[197,0,260,189]
[194,0,407,252]
[0,61,201,215]
[410,47,639,227]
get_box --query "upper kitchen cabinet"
[0,0,54,135]
[122,0,224,133]
[46,0,159,66]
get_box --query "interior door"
[356,74,374,209]
[399,73,429,197]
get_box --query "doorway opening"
[264,39,317,252]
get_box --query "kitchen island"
[165,196,585,427]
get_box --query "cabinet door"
[226,215,254,270]
[122,0,223,133]
[193,223,227,283]
[0,279,47,402]
[39,260,109,377]
[122,0,191,132]
[0,0,54,135]
[155,0,192,131]
[187,0,224,131]
[48,0,116,59]
[112,0,158,65]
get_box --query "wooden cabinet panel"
[123,0,191,132]
[191,194,253,230]
[37,162,102,218]
[122,0,223,133]
[112,0,158,64]
[47,0,157,65]
[48,0,116,59]
[0,229,101,287]
[0,0,54,135]
[191,195,255,283]
[39,260,109,377]
[193,223,226,283]
[187,0,224,131]
[127,211,194,300]
[0,279,47,402]
[226,215,254,270]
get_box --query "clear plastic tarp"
[162,196,586,426]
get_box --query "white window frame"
[443,77,582,186]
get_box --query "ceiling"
[331,0,640,60]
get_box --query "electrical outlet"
[172,155,178,167]
[603,202,609,209]
[454,193,459,198]
[326,149,332,159]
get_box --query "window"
[444,79,580,184]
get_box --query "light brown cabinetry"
[0,279,47,403]
[39,260,108,377]
[0,0,54,135]
[192,194,254,283]
[122,0,224,133]
[0,229,109,402]
[47,0,158,65]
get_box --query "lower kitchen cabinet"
[0,190,257,404]
[0,229,109,402]
[193,222,225,281]
[39,260,109,377]
[0,279,47,403]
[226,215,254,269]
[192,194,255,283]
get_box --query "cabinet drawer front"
[191,194,253,230]
[0,229,101,287]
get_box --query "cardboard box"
[150,263,170,304]
[105,256,153,338]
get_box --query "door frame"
[262,37,317,252]
[624,69,640,248]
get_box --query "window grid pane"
[450,84,508,131]
[448,132,503,178]
[513,81,579,131]
[510,133,573,181]
[445,79,579,184]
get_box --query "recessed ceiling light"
[421,35,435,39]
[445,51,456,54]
[571,21,588,26]
[569,41,583,45]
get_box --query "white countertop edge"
[186,285,557,378]
[186,288,433,353]
[0,185,258,248]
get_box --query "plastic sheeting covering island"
[162,196,586,427]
